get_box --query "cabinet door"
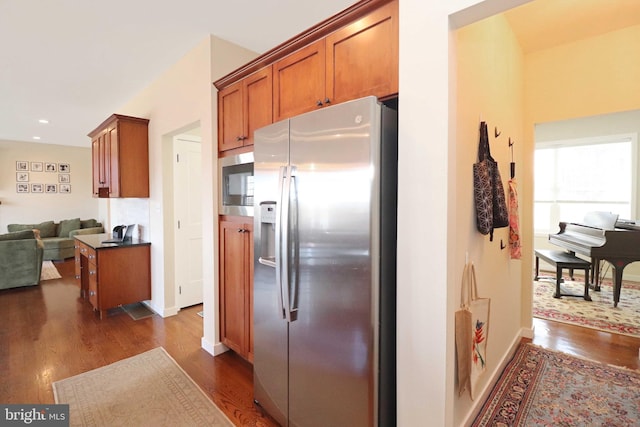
[218,81,244,152]
[219,220,249,356]
[91,137,101,196]
[325,0,399,104]
[243,67,273,146]
[107,126,120,197]
[273,40,326,122]
[92,133,110,196]
[245,222,254,363]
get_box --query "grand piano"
[549,212,640,307]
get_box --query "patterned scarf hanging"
[508,178,521,259]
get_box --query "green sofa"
[0,230,44,290]
[7,218,104,261]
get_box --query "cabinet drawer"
[77,242,97,265]
[88,266,98,308]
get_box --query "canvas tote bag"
[455,262,491,400]
[468,263,490,400]
[455,264,472,397]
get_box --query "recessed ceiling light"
[33,136,41,140]
[38,119,49,124]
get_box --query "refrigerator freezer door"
[253,119,290,427]
[288,96,382,427]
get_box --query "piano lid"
[583,211,618,230]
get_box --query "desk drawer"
[88,266,98,308]
[77,242,97,265]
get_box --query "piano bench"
[534,249,592,301]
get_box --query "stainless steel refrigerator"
[253,96,397,427]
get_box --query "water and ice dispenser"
[258,201,276,267]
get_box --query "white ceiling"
[1,0,638,148]
[0,0,355,147]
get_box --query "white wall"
[453,12,526,425]
[0,140,100,231]
[114,36,257,356]
[398,1,534,425]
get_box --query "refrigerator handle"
[281,165,294,322]
[275,166,286,320]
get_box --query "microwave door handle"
[275,166,286,320]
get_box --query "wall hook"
[500,239,506,250]
[494,127,501,138]
[509,138,515,178]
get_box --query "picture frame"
[45,162,57,172]
[58,163,70,172]
[58,174,70,183]
[16,172,29,182]
[59,184,71,194]
[31,162,43,172]
[16,161,28,171]
[45,184,57,193]
[31,183,44,193]
[16,183,29,193]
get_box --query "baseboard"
[144,300,179,318]
[461,332,524,427]
[201,337,229,357]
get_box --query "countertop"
[74,233,150,250]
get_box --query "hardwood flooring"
[0,259,277,427]
[1,259,639,426]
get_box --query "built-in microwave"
[218,152,254,217]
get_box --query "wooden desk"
[74,233,151,319]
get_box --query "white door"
[173,135,203,308]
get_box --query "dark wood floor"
[1,259,639,426]
[0,259,277,426]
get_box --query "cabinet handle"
[237,228,249,233]
[89,271,96,275]
[89,291,95,296]
[324,98,331,104]
[316,100,323,107]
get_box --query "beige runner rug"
[41,260,62,280]
[53,347,233,427]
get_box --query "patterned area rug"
[533,275,640,338]
[53,347,233,427]
[40,260,62,280]
[473,343,640,426]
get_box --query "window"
[534,135,636,235]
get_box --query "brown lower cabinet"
[219,218,254,362]
[74,234,151,319]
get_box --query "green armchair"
[0,230,44,290]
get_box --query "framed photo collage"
[15,161,71,194]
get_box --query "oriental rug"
[533,274,640,339]
[473,343,640,426]
[53,347,233,427]
[40,260,62,280]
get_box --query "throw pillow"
[7,223,34,233]
[80,219,97,229]
[58,218,81,237]
[8,221,56,237]
[37,221,57,238]
[0,230,36,241]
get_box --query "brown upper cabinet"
[274,0,398,121]
[88,114,150,198]
[218,66,273,153]
[325,0,398,105]
[215,0,398,142]
[273,40,326,121]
